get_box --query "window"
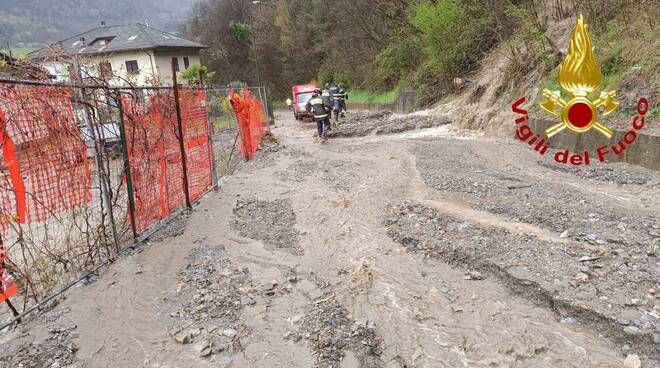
[184,57,190,69]
[90,36,115,46]
[172,57,180,72]
[125,60,139,74]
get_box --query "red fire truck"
[291,84,318,120]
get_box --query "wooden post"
[171,58,192,209]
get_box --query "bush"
[376,29,422,88]
[180,64,217,85]
[411,0,490,79]
[229,81,248,89]
[318,67,352,89]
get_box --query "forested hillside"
[0,0,197,43]
[185,0,658,104]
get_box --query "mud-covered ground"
[0,110,657,367]
[328,110,451,138]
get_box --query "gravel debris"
[232,198,302,255]
[414,141,660,253]
[328,111,451,138]
[287,295,383,368]
[0,324,85,368]
[536,159,654,185]
[279,160,320,182]
[166,244,256,357]
[385,201,659,360]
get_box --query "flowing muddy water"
[3,110,656,367]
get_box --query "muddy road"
[1,110,658,368]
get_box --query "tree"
[180,64,216,85]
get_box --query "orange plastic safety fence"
[179,88,212,201]
[0,242,17,303]
[0,83,92,234]
[121,88,212,233]
[230,89,267,160]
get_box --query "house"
[30,23,207,86]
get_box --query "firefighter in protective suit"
[333,84,348,119]
[306,88,332,143]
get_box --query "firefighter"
[306,88,332,143]
[321,86,334,111]
[339,84,348,112]
[286,97,293,110]
[334,84,348,117]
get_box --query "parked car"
[291,84,318,120]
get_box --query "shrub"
[180,64,217,85]
[376,29,422,88]
[411,0,491,79]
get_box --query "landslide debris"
[287,295,383,368]
[0,324,85,368]
[414,141,660,253]
[328,111,451,138]
[536,158,655,186]
[166,243,258,358]
[385,201,659,363]
[232,199,303,255]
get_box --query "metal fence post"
[116,92,139,239]
[171,59,192,209]
[205,89,219,188]
[262,86,274,129]
[198,73,218,189]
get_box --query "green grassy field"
[212,116,237,130]
[348,89,400,104]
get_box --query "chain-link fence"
[0,79,216,326]
[206,86,271,175]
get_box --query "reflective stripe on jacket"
[333,89,348,101]
[306,96,329,119]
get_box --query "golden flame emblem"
[540,15,619,138]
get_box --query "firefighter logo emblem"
[539,15,619,138]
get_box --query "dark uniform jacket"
[306,94,330,119]
[334,89,348,101]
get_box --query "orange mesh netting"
[122,92,171,232]
[121,88,212,232]
[0,241,17,303]
[0,84,91,234]
[230,89,267,160]
[179,88,212,201]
